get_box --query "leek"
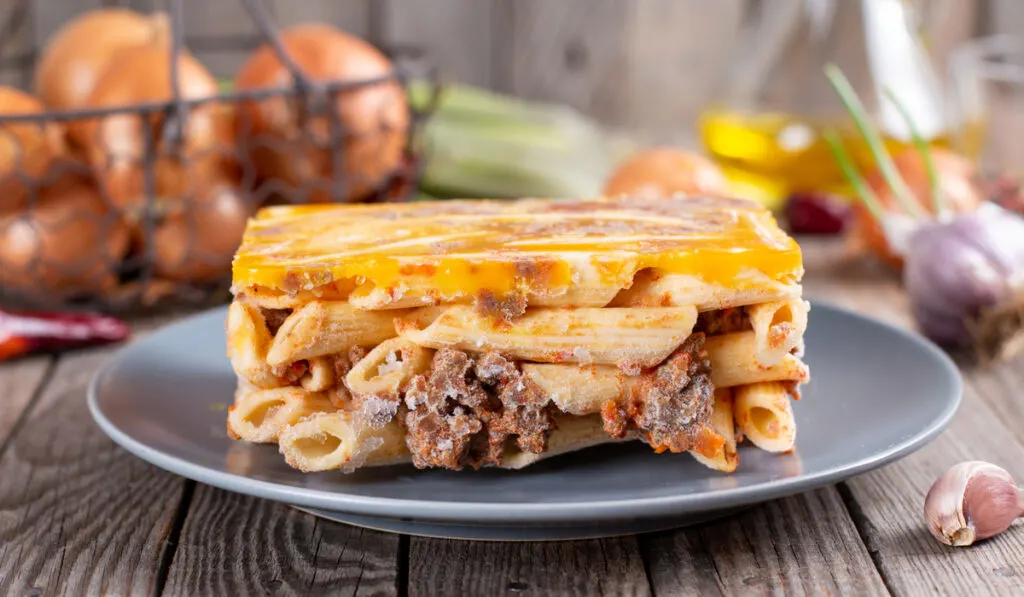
[408,80,635,198]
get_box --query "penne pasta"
[525,339,807,416]
[266,300,407,366]
[529,286,622,308]
[227,195,811,474]
[501,414,625,469]
[522,364,622,415]
[748,299,809,366]
[346,338,434,400]
[705,331,810,388]
[226,300,287,389]
[349,283,439,310]
[396,305,698,369]
[300,357,336,392]
[610,269,801,311]
[278,411,409,472]
[733,382,796,453]
[227,387,335,443]
[690,388,739,472]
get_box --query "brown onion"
[153,176,252,283]
[35,8,168,112]
[74,43,227,211]
[233,24,408,204]
[604,147,728,199]
[855,147,983,269]
[0,87,66,214]
[0,163,130,295]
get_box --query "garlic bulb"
[924,461,1024,546]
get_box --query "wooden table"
[1,238,1022,596]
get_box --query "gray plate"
[88,301,961,540]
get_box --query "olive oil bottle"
[701,0,960,209]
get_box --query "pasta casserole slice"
[226,195,809,473]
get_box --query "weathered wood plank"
[623,0,744,142]
[271,0,372,39]
[0,356,51,450]
[983,0,1024,36]
[502,0,744,139]
[408,536,650,596]
[642,488,889,596]
[380,0,495,87]
[31,0,104,51]
[163,486,401,596]
[505,0,632,126]
[0,0,39,87]
[0,348,187,596]
[802,239,1024,596]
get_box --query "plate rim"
[87,300,963,524]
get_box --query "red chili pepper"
[0,309,130,362]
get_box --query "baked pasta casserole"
[225,195,809,473]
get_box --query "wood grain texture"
[983,0,1024,36]
[505,0,632,126]
[0,356,50,450]
[408,536,650,596]
[801,238,1024,596]
[0,0,38,86]
[624,0,744,140]
[271,0,372,39]
[0,348,186,596]
[642,488,889,596]
[31,0,104,50]
[381,0,495,87]
[164,485,400,596]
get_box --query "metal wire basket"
[0,0,439,313]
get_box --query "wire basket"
[0,0,440,313]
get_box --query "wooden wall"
[2,0,1020,143]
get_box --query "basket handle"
[241,0,323,124]
[162,0,188,151]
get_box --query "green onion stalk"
[823,63,1024,362]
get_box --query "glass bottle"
[699,0,953,210]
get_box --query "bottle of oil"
[700,0,955,210]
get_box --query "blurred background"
[1,0,1010,142]
[2,0,1024,319]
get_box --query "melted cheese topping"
[231,196,803,302]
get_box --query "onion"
[603,147,728,198]
[74,43,227,212]
[855,148,984,268]
[0,87,66,214]
[904,204,1024,359]
[153,176,252,283]
[233,24,409,204]
[35,8,168,112]
[825,64,1024,361]
[0,163,130,295]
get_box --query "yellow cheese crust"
[231,196,803,307]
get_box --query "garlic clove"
[924,461,1024,546]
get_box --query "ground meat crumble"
[260,307,291,336]
[402,349,557,470]
[695,307,751,335]
[600,333,715,453]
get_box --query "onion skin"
[903,205,1024,347]
[0,164,130,295]
[233,24,409,204]
[856,148,983,269]
[0,87,66,214]
[603,148,728,198]
[153,176,252,283]
[75,43,226,211]
[35,8,168,112]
